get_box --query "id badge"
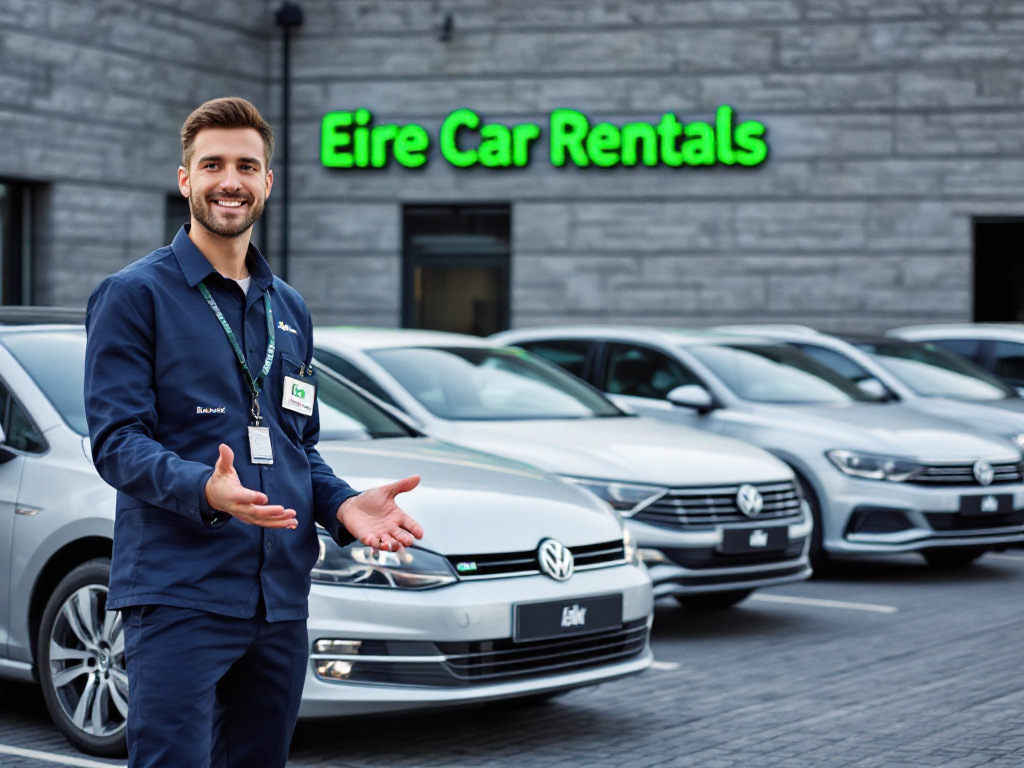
[248,425,274,465]
[282,375,316,416]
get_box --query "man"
[84,97,423,768]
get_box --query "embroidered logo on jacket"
[196,406,227,414]
[277,320,299,334]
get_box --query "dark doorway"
[974,218,1024,322]
[0,181,33,305]
[402,205,510,336]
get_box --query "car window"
[0,378,46,453]
[854,340,1015,400]
[788,343,876,384]
[516,339,592,379]
[686,343,875,404]
[0,329,88,436]
[368,346,623,420]
[927,337,985,364]
[604,343,700,399]
[313,365,414,440]
[992,340,1024,385]
[313,347,401,408]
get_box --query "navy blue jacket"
[85,227,358,621]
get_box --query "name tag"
[248,425,274,465]
[282,375,315,416]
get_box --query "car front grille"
[924,509,1024,531]
[632,481,802,530]
[437,619,649,684]
[908,461,1022,485]
[446,540,626,579]
[312,619,650,688]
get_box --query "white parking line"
[650,660,681,671]
[751,593,898,614]
[0,744,125,768]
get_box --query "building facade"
[2,0,1023,334]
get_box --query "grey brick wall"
[3,1,1023,332]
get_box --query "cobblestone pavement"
[3,552,1024,768]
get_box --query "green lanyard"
[198,281,275,425]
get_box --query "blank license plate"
[514,594,622,642]
[960,494,1013,517]
[720,526,788,554]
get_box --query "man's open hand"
[338,476,424,551]
[205,444,298,528]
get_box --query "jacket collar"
[171,224,274,293]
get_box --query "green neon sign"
[321,105,767,170]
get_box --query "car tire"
[675,589,753,610]
[921,547,988,569]
[794,473,830,575]
[36,558,128,758]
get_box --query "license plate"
[960,493,1013,517]
[719,526,788,554]
[513,594,622,643]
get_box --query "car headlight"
[312,536,457,589]
[562,477,667,517]
[826,450,923,482]
[622,527,642,566]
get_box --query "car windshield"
[313,364,414,439]
[686,342,876,404]
[367,346,623,420]
[852,341,1017,401]
[0,328,413,441]
[2,329,91,435]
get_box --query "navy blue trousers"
[122,601,307,768]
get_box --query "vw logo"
[538,539,575,581]
[736,484,764,518]
[973,460,994,486]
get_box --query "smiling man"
[84,97,423,768]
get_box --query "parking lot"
[3,550,1024,768]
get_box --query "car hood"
[422,415,791,487]
[315,437,624,553]
[904,397,1024,439]
[737,402,1020,462]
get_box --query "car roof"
[314,326,496,351]
[495,324,777,347]
[889,323,1024,340]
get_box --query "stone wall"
[3,1,1023,332]
[0,0,270,306]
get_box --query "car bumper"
[298,564,653,718]
[820,477,1024,554]
[624,506,813,596]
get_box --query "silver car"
[491,325,1024,570]
[0,323,652,757]
[313,327,813,610]
[714,325,1024,452]
[888,323,1024,395]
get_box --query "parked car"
[888,323,1024,395]
[713,325,1024,451]
[313,327,813,612]
[490,325,1024,570]
[0,323,653,757]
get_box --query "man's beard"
[190,189,265,239]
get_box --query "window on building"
[974,218,1024,322]
[402,205,510,336]
[0,180,34,305]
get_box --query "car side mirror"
[666,384,716,413]
[856,377,895,401]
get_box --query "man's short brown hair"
[180,97,275,169]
